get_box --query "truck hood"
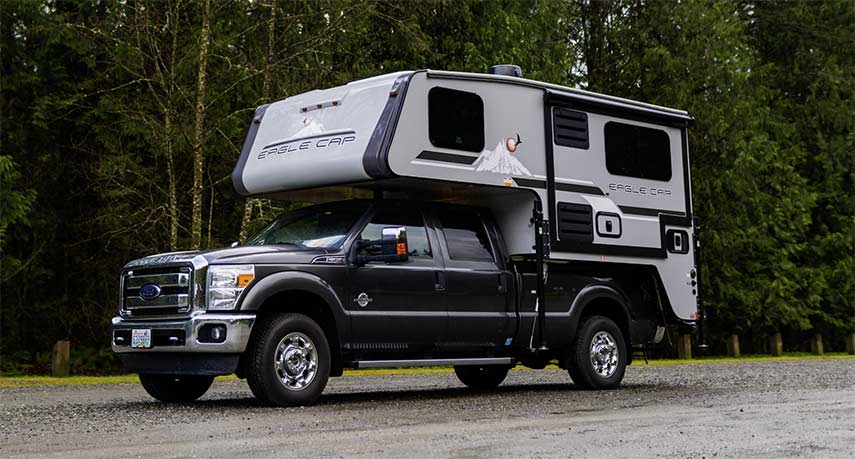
[124,245,333,269]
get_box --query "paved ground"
[1,359,854,458]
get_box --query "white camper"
[233,66,701,328]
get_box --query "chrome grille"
[122,266,192,316]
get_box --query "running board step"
[353,357,514,369]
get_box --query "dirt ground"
[1,359,853,458]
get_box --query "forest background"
[1,0,852,373]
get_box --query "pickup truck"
[112,198,663,406]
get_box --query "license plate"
[131,329,152,348]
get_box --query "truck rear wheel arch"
[567,286,632,364]
[237,272,346,378]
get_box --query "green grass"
[1,353,851,388]
[629,352,854,367]
[0,374,240,388]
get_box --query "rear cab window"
[435,208,495,263]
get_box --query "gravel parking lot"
[1,359,853,458]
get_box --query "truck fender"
[238,270,347,335]
[566,284,632,342]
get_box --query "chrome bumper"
[111,313,255,354]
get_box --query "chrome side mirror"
[351,226,409,266]
[381,226,408,261]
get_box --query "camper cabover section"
[231,71,412,196]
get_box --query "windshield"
[244,201,369,249]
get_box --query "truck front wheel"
[566,315,627,390]
[246,313,331,407]
[138,374,214,403]
[454,365,510,389]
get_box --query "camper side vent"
[552,108,589,149]
[556,202,593,243]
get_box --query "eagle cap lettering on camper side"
[256,131,357,160]
[256,117,357,159]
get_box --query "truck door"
[347,204,446,348]
[433,206,514,348]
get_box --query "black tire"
[454,365,510,389]
[138,374,214,403]
[566,315,627,390]
[246,313,331,407]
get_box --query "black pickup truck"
[112,199,664,406]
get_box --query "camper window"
[604,121,672,181]
[428,87,485,153]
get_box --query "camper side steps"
[352,357,514,369]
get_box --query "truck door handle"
[497,273,508,293]
[434,271,446,291]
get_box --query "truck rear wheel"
[454,365,510,389]
[566,315,627,390]
[246,313,330,407]
[138,374,214,403]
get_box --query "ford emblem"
[139,283,162,301]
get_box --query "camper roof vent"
[488,65,522,78]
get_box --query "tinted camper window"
[604,122,672,181]
[428,87,485,152]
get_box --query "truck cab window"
[244,202,369,248]
[437,210,494,261]
[360,208,432,258]
[428,87,485,152]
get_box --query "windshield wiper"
[273,241,307,248]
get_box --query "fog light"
[199,324,227,343]
[210,325,225,342]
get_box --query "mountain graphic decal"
[472,135,532,176]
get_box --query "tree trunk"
[191,0,212,249]
[583,0,607,91]
[239,0,277,242]
[239,200,255,242]
[164,112,178,250]
[166,0,180,251]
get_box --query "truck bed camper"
[113,66,703,406]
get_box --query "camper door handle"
[434,271,446,291]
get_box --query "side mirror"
[381,226,408,260]
[230,241,239,248]
[350,226,409,266]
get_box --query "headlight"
[206,265,255,310]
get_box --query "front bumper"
[111,313,256,354]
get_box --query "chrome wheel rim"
[273,332,318,391]
[589,331,619,378]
